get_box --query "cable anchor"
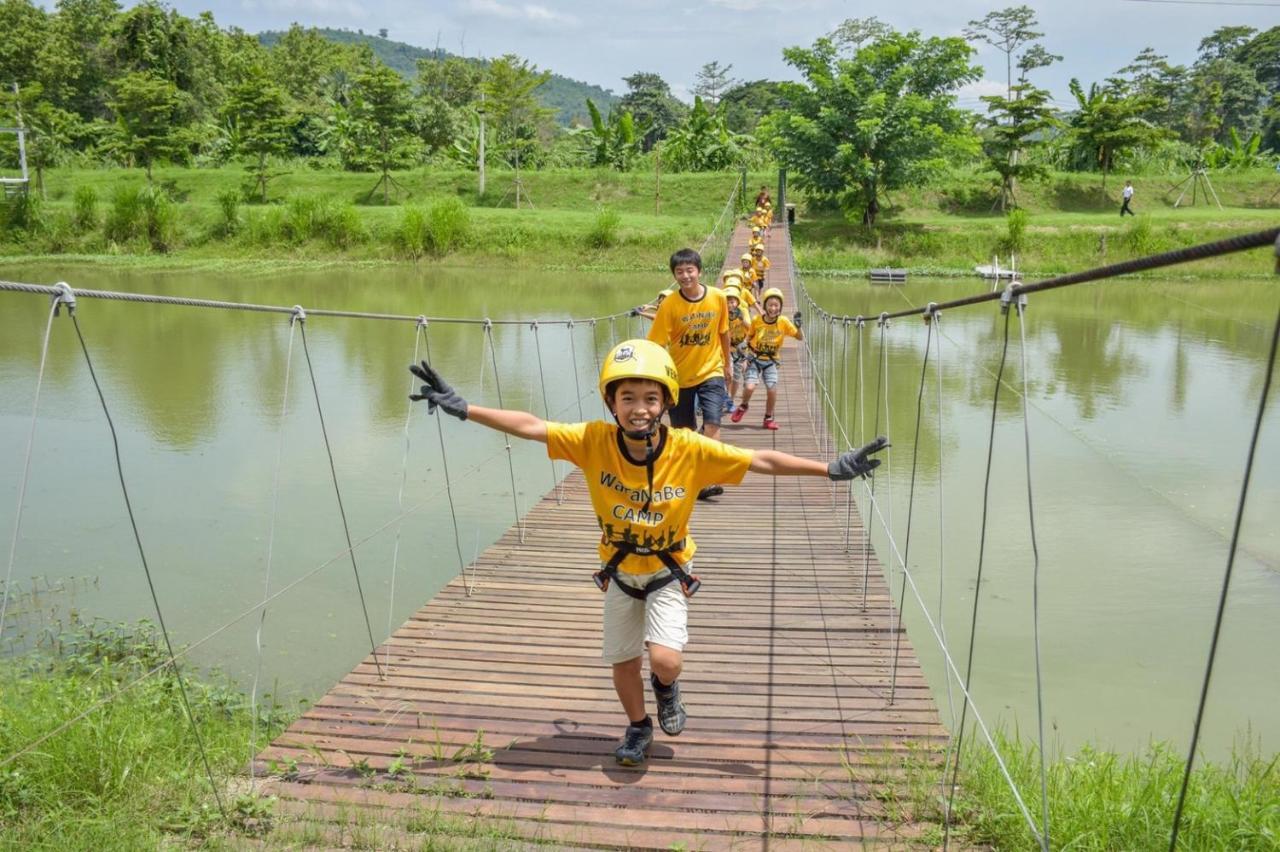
[416,315,428,330]
[999,286,1026,316]
[854,315,865,330]
[290,305,306,325]
[923,302,940,325]
[877,311,890,329]
[51,281,76,316]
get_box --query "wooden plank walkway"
[252,222,949,850]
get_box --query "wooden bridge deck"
[253,223,949,849]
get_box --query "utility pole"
[477,89,486,196]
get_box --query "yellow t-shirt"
[727,306,752,347]
[738,265,758,288]
[752,256,771,277]
[646,285,729,387]
[748,315,800,361]
[546,422,753,573]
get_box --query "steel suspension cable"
[567,321,586,421]
[530,322,562,504]
[297,321,384,678]
[421,324,471,595]
[383,319,425,672]
[1168,301,1280,852]
[880,315,896,633]
[1015,297,1052,852]
[1,295,61,641]
[67,311,227,818]
[889,308,935,705]
[943,301,1015,850]
[484,320,524,545]
[840,320,852,550]
[249,311,299,787]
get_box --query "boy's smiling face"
[610,378,666,435]
[764,297,782,318]
[672,262,701,294]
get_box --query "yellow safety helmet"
[751,244,765,254]
[722,284,743,303]
[761,287,784,308]
[721,270,745,285]
[740,253,754,263]
[599,339,680,405]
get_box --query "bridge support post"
[777,168,787,225]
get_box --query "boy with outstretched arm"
[731,287,803,431]
[409,341,887,765]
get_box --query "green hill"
[257,27,619,126]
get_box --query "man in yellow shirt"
[646,248,731,444]
[409,341,887,766]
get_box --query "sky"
[163,0,1277,106]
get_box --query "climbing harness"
[593,541,701,600]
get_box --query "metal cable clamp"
[51,281,76,316]
[290,305,306,324]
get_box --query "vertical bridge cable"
[889,306,935,705]
[1015,296,1052,852]
[840,320,852,550]
[862,316,887,612]
[383,318,426,673]
[567,321,586,421]
[250,310,300,786]
[589,320,608,417]
[297,319,385,679]
[530,322,562,504]
[944,298,1015,851]
[1168,300,1280,851]
[484,320,525,544]
[67,309,227,818]
[1,291,64,641]
[935,310,957,730]
[421,324,472,595]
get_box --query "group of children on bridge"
[408,187,887,766]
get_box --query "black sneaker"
[614,720,653,765]
[697,485,724,501]
[652,674,687,736]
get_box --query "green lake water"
[1,261,1276,760]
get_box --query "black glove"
[792,311,803,329]
[409,361,469,420]
[827,436,889,481]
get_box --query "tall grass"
[0,617,290,847]
[585,205,622,249]
[396,197,474,259]
[72,186,98,231]
[868,731,1280,849]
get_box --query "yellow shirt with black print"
[646,285,730,387]
[748,315,800,361]
[546,422,753,574]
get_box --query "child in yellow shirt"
[409,341,886,766]
[730,287,803,431]
[750,244,771,290]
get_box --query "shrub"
[585,206,622,249]
[215,189,240,238]
[72,186,98,231]
[104,186,143,244]
[137,185,178,253]
[396,205,429,259]
[282,195,365,248]
[0,192,44,234]
[424,196,471,256]
[1122,216,1162,257]
[1000,208,1029,256]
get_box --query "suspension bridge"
[1,183,1276,849]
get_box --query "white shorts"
[601,565,690,664]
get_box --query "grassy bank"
[0,166,1274,279]
[876,733,1280,849]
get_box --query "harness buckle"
[680,574,701,598]
[592,570,610,593]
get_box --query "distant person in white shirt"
[1121,180,1135,216]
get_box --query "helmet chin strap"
[612,407,667,514]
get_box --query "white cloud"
[955,78,1007,101]
[240,0,367,17]
[463,0,579,26]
